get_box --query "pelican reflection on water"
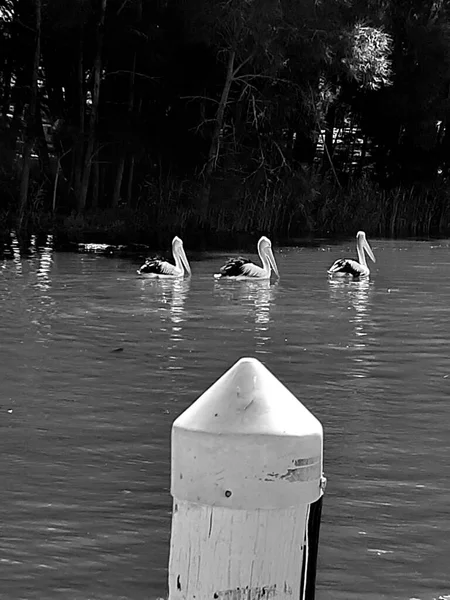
[139,276,191,325]
[147,277,191,372]
[328,231,376,278]
[248,279,278,353]
[242,279,278,327]
[328,277,375,378]
[214,236,280,280]
[213,278,278,352]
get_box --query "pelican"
[137,236,191,278]
[328,231,376,278]
[214,236,279,280]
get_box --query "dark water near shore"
[1,236,450,600]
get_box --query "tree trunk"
[112,51,136,209]
[2,45,13,118]
[100,158,106,207]
[11,53,28,166]
[35,99,52,177]
[136,0,142,20]
[91,143,100,209]
[321,103,336,173]
[111,157,125,208]
[2,0,18,118]
[52,161,60,213]
[357,134,369,177]
[126,154,135,207]
[199,49,236,219]
[78,0,107,212]
[18,0,41,229]
[73,29,85,200]
[2,57,13,120]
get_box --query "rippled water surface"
[1,236,450,600]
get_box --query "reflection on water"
[244,280,278,353]
[214,279,278,353]
[2,242,450,600]
[139,277,191,372]
[29,235,55,346]
[10,231,23,275]
[29,233,38,257]
[328,277,374,378]
[139,277,190,326]
[3,233,56,346]
[36,234,54,291]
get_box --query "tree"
[78,0,108,212]
[350,0,450,185]
[18,0,41,227]
[176,0,286,217]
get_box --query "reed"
[3,172,450,248]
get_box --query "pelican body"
[328,231,376,278]
[214,236,279,280]
[137,236,191,278]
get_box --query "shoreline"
[1,227,449,262]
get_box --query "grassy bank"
[2,176,450,253]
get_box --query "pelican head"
[172,236,191,276]
[258,236,279,277]
[356,231,376,264]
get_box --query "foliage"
[0,0,450,240]
[341,23,393,90]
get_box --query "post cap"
[171,357,323,509]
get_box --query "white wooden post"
[168,357,325,600]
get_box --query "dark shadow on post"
[299,493,324,600]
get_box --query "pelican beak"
[179,246,191,276]
[363,238,376,263]
[267,247,279,277]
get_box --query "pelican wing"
[240,261,265,278]
[139,258,177,275]
[219,257,251,277]
[328,258,366,277]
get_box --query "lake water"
[1,235,450,600]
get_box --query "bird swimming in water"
[137,236,191,278]
[214,236,279,280]
[328,231,376,278]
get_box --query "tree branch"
[232,50,257,78]
[106,70,160,81]
[234,73,294,86]
[181,95,220,105]
[116,0,129,16]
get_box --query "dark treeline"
[1,0,450,246]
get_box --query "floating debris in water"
[78,243,115,255]
[410,596,450,600]
[367,548,394,556]
[77,243,150,256]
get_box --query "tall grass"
[314,176,450,237]
[3,170,450,250]
[204,172,450,239]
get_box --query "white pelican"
[137,236,191,278]
[214,236,279,280]
[328,231,376,278]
